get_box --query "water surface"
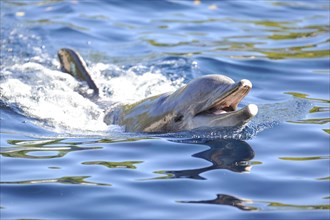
[1,0,329,219]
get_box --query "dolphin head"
[162,75,258,131]
[108,74,258,133]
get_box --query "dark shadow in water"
[154,139,256,180]
[179,194,330,211]
[180,194,257,211]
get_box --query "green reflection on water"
[254,20,292,28]
[323,129,330,134]
[147,39,199,47]
[0,145,101,159]
[263,50,329,59]
[1,137,148,159]
[1,138,102,159]
[148,171,175,180]
[263,202,330,210]
[317,176,330,180]
[27,19,89,31]
[289,118,330,125]
[149,16,330,60]
[158,18,222,24]
[0,176,111,186]
[286,92,330,103]
[285,92,330,129]
[7,139,63,146]
[82,161,143,169]
[279,156,330,161]
[269,32,321,40]
[310,106,330,113]
[266,202,330,210]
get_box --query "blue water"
[1,0,329,219]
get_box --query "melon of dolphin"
[57,48,258,133]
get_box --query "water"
[1,0,329,219]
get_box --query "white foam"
[1,62,108,133]
[90,63,184,103]
[0,58,185,135]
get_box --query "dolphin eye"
[174,114,183,123]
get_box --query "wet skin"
[58,48,258,133]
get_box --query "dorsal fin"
[57,48,99,96]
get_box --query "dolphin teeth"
[202,104,235,115]
[212,109,227,115]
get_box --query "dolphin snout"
[240,79,252,89]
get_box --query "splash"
[0,55,186,134]
[89,62,184,103]
[1,62,108,133]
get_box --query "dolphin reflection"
[179,194,257,211]
[156,139,255,180]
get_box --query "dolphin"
[57,48,258,133]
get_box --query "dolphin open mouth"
[196,79,257,117]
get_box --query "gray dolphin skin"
[58,48,99,96]
[57,48,258,133]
